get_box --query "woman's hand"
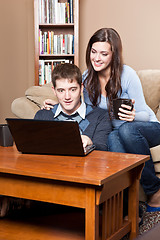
[41,99,58,110]
[81,135,93,148]
[118,99,135,122]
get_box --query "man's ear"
[52,86,56,96]
[80,83,84,100]
[81,83,84,95]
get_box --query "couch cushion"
[25,82,58,108]
[150,145,160,163]
[137,70,160,121]
[139,145,160,202]
[25,82,54,97]
[150,145,160,176]
[156,104,160,121]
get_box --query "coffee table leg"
[128,174,139,239]
[85,188,99,240]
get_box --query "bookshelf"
[34,0,79,85]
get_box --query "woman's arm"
[120,65,150,121]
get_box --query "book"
[39,60,45,85]
[51,31,54,54]
[43,32,47,54]
[39,59,72,85]
[69,0,73,23]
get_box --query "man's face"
[52,78,83,115]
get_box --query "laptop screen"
[6,118,95,156]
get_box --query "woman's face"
[90,42,113,72]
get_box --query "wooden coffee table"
[0,146,149,240]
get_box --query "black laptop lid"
[6,118,95,156]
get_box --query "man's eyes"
[57,89,64,93]
[71,88,77,91]
[57,88,77,92]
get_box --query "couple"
[1,27,160,218]
[42,28,160,212]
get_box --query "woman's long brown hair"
[84,28,123,118]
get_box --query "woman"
[44,28,160,210]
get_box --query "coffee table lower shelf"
[0,206,131,240]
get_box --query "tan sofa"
[11,69,160,200]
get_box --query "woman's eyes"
[102,53,108,56]
[91,50,108,56]
[91,50,96,54]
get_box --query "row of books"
[39,30,74,55]
[39,0,73,24]
[39,59,73,85]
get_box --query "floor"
[2,198,160,239]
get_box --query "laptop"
[6,118,95,156]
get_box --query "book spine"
[57,35,60,54]
[54,0,58,24]
[69,0,73,23]
[65,2,68,23]
[39,60,45,85]
[39,29,42,54]
[54,35,57,54]
[51,31,54,54]
[38,0,41,23]
[49,0,51,23]
[43,32,47,54]
[64,34,68,54]
[68,2,70,23]
[46,0,49,23]
[72,34,74,54]
[42,34,44,54]
[41,0,44,23]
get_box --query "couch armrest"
[11,83,58,119]
[150,145,160,178]
[11,97,40,119]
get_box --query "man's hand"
[81,135,93,148]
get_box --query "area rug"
[121,202,160,239]
[139,202,160,235]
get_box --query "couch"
[11,69,160,200]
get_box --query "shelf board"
[39,23,74,28]
[0,205,85,240]
[39,54,74,57]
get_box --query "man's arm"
[91,110,112,151]
[34,109,54,120]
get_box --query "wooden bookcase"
[34,0,79,85]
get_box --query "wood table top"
[0,145,149,186]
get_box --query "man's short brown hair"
[52,63,82,88]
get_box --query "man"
[0,63,112,218]
[34,63,112,151]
